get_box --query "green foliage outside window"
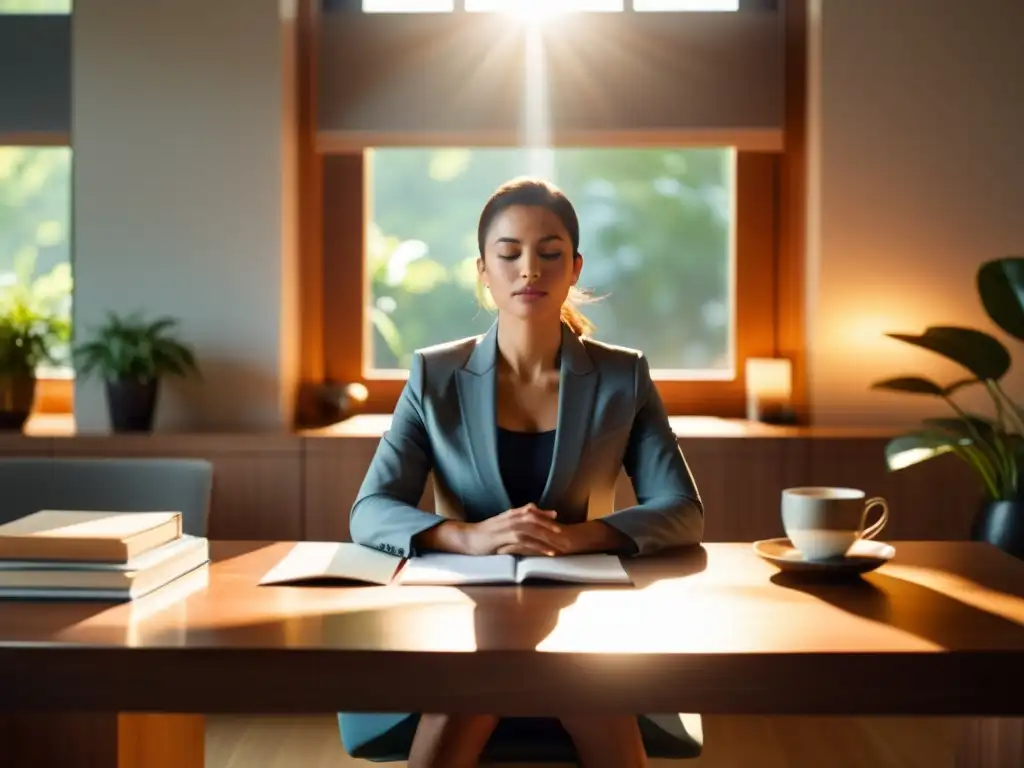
[368,147,733,373]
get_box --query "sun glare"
[466,0,623,23]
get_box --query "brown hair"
[476,176,594,337]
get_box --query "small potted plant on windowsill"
[0,297,69,431]
[73,311,199,433]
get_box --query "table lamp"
[745,357,796,424]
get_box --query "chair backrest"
[0,458,214,536]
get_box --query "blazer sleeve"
[598,353,705,556]
[349,352,445,558]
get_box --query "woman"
[342,177,705,768]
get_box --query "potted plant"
[73,311,199,432]
[0,254,73,431]
[872,256,1024,559]
[0,296,69,431]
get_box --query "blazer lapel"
[540,324,597,511]
[456,322,513,513]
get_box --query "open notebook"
[395,552,632,586]
[258,543,632,587]
[259,542,404,586]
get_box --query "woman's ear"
[572,251,583,284]
[477,256,487,283]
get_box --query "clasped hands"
[422,503,628,557]
[460,503,580,557]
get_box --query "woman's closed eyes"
[494,233,566,263]
[497,251,564,261]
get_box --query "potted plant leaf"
[872,256,1024,559]
[0,296,69,431]
[73,311,198,432]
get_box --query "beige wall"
[71,0,299,432]
[807,0,1024,426]
[67,1,1024,431]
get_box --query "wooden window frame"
[318,150,779,418]
[297,0,807,422]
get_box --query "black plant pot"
[105,378,159,433]
[971,499,1024,560]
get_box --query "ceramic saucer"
[752,537,895,575]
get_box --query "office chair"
[0,457,213,536]
[338,712,703,765]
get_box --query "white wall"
[807,0,1024,426]
[72,0,299,432]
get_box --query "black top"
[497,427,556,510]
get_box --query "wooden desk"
[1,541,1022,767]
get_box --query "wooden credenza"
[6,415,983,545]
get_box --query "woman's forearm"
[598,496,704,555]
[567,520,636,555]
[412,520,470,554]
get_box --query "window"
[361,0,452,11]
[367,148,734,376]
[0,0,71,12]
[633,1,739,10]
[0,146,73,411]
[1,0,75,415]
[355,0,743,11]
[465,0,624,12]
[322,149,776,416]
[315,0,802,419]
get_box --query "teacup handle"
[859,497,889,540]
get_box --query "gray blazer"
[350,322,704,558]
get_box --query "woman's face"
[478,204,582,325]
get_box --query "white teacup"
[781,487,889,561]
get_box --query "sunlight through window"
[0,0,72,11]
[358,0,735,12]
[367,147,735,375]
[634,0,740,10]
[362,0,453,12]
[465,0,623,12]
[0,146,72,374]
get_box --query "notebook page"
[515,554,632,585]
[396,553,516,585]
[259,542,402,586]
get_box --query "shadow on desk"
[769,570,1024,652]
[142,544,713,715]
[194,544,712,655]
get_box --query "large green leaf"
[884,432,958,471]
[921,415,997,441]
[944,376,980,395]
[886,430,1006,499]
[978,257,1024,342]
[886,326,1010,381]
[871,376,946,396]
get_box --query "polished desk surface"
[1,541,1023,716]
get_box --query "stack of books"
[0,510,210,601]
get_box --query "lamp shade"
[745,357,792,400]
[745,357,792,423]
